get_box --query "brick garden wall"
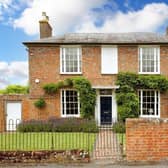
[22,95,60,121]
[126,118,168,162]
[0,95,27,131]
[0,94,60,131]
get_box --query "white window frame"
[138,46,160,74]
[139,90,160,118]
[61,89,80,117]
[60,46,82,74]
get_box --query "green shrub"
[17,118,98,133]
[63,78,73,87]
[72,77,96,119]
[116,72,138,89]
[112,122,126,133]
[34,98,46,108]
[0,85,29,94]
[56,81,64,88]
[43,83,59,95]
[138,75,168,92]
[117,92,139,122]
[116,72,168,122]
[42,77,96,119]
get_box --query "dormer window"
[60,47,82,74]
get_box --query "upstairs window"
[60,47,81,74]
[101,46,118,74]
[139,90,160,118]
[139,47,160,74]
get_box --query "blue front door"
[100,96,112,125]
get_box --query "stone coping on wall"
[126,118,168,124]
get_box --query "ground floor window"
[61,90,80,117]
[139,90,160,117]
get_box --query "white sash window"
[139,90,160,118]
[139,46,160,74]
[60,47,81,74]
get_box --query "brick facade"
[29,45,168,95]
[1,44,168,131]
[0,94,61,131]
[27,44,168,118]
[126,118,168,161]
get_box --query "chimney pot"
[39,12,52,39]
[41,12,49,21]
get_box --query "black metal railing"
[0,119,96,152]
[0,119,125,160]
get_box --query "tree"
[0,85,29,94]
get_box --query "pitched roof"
[23,32,168,45]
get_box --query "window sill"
[60,72,82,75]
[61,115,80,118]
[140,115,160,118]
[101,73,118,75]
[139,72,160,75]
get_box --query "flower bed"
[17,118,98,133]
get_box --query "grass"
[0,132,97,151]
[117,133,126,145]
[117,133,126,154]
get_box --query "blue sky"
[0,0,168,88]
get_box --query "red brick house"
[1,12,168,130]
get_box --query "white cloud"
[76,3,168,33]
[13,0,108,35]
[0,61,28,89]
[0,0,32,21]
[13,2,168,36]
[0,0,12,9]
[0,0,12,20]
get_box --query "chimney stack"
[166,27,168,36]
[39,12,52,39]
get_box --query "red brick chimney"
[39,12,52,39]
[166,27,168,36]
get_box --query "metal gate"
[92,125,125,160]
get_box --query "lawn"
[0,132,97,151]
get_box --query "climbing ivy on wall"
[43,77,96,119]
[116,72,168,122]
